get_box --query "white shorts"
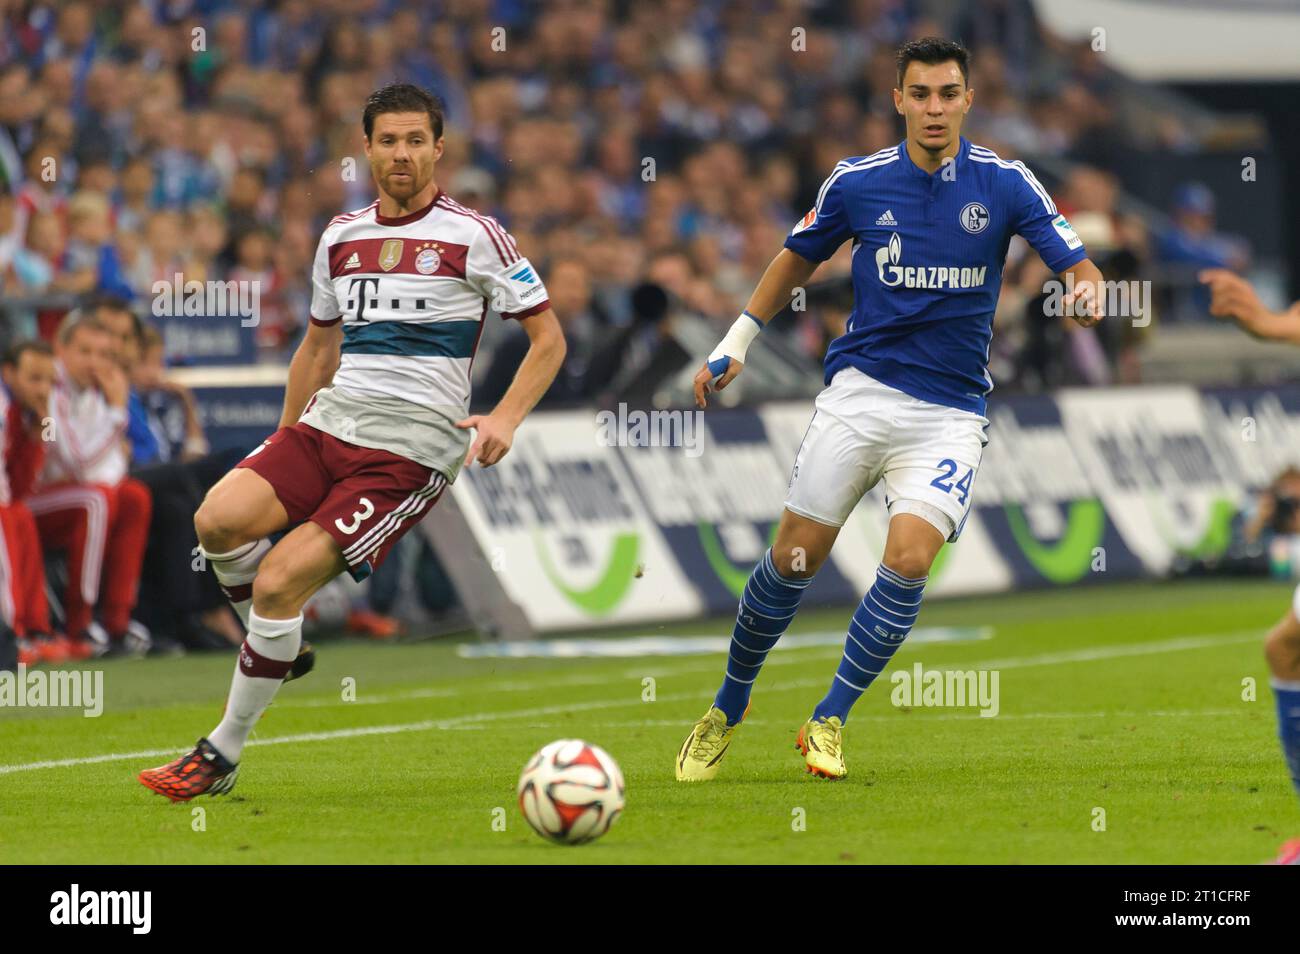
[784,367,989,541]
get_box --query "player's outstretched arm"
[1059,258,1105,328]
[1200,267,1300,344]
[457,306,565,468]
[279,319,342,428]
[693,248,819,408]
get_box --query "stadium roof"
[1034,0,1300,81]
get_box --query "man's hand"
[1200,267,1266,326]
[1199,268,1300,343]
[456,412,515,468]
[95,362,129,408]
[1062,279,1103,327]
[692,357,743,409]
[689,249,817,409]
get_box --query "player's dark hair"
[3,338,54,367]
[896,36,970,88]
[363,83,444,140]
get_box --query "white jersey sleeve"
[465,220,550,320]
[310,232,343,325]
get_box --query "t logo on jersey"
[791,208,817,235]
[379,239,404,272]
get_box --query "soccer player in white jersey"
[140,84,566,801]
[676,37,1105,781]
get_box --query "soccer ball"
[516,739,625,845]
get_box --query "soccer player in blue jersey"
[676,37,1105,781]
[1201,266,1300,864]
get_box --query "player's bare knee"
[193,499,240,553]
[772,541,825,579]
[1264,620,1300,675]
[881,548,933,581]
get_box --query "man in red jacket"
[0,339,63,664]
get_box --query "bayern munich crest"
[959,202,990,234]
[415,243,442,274]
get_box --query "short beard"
[384,170,426,201]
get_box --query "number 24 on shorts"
[930,459,973,505]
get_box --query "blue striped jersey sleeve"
[1007,162,1088,273]
[784,168,855,263]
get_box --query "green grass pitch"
[1,578,1296,864]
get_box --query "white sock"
[207,610,302,763]
[203,539,271,628]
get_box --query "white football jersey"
[301,190,550,477]
[309,190,550,410]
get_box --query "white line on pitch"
[279,629,1263,709]
[0,630,1264,775]
[0,720,494,776]
[521,707,1251,728]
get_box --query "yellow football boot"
[795,715,847,779]
[675,703,748,781]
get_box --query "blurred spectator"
[97,305,244,651]
[26,309,153,656]
[1157,182,1250,275]
[1172,466,1300,582]
[91,294,160,464]
[1157,181,1251,323]
[133,325,208,463]
[1,338,61,665]
[1244,468,1300,548]
[479,255,623,407]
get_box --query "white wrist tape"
[706,311,764,381]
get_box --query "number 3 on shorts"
[930,459,974,505]
[335,497,375,535]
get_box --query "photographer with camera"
[1244,467,1300,549]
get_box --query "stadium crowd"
[0,0,1259,661]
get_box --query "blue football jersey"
[784,137,1088,415]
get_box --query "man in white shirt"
[25,310,152,656]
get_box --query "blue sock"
[1273,679,1300,801]
[812,565,926,723]
[713,549,812,724]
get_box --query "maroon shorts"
[237,423,447,581]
